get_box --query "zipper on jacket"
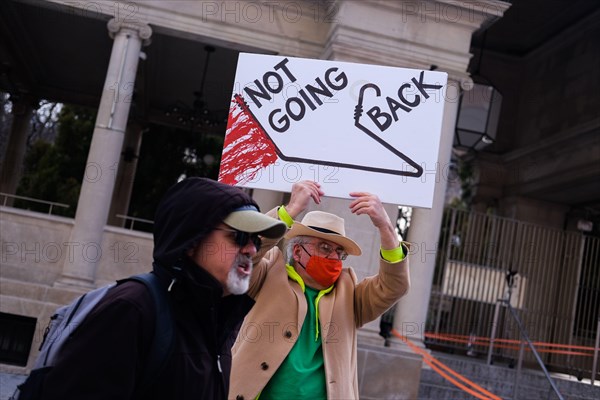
[217,354,222,373]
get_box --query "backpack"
[11,273,174,400]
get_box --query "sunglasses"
[215,227,262,251]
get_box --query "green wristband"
[278,205,294,228]
[381,245,405,263]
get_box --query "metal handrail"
[115,214,153,230]
[0,192,70,215]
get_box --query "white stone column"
[107,122,145,227]
[0,94,37,205]
[56,19,151,288]
[392,79,463,345]
[251,189,284,213]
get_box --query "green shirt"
[260,286,327,400]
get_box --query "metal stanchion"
[513,340,526,400]
[504,270,564,400]
[591,318,599,385]
[488,300,501,365]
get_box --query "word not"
[362,71,443,132]
[243,58,348,133]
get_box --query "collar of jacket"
[154,258,254,335]
[285,264,333,341]
[153,257,254,309]
[154,257,222,296]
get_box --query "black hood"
[153,177,259,266]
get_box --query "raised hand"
[286,181,324,218]
[349,192,400,249]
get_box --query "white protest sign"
[218,53,448,208]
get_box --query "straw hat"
[285,211,362,256]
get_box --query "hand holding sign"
[286,181,324,218]
[219,54,447,208]
[349,192,401,249]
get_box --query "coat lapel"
[318,289,335,341]
[290,280,308,327]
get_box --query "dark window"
[0,312,37,366]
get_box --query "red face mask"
[299,245,342,287]
[305,256,342,287]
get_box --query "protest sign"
[218,53,447,208]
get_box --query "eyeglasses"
[215,228,262,251]
[302,241,348,260]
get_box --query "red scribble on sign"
[218,94,279,185]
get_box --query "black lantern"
[454,83,502,153]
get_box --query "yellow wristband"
[381,245,405,263]
[277,205,294,228]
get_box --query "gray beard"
[226,254,253,295]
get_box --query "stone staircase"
[418,351,600,400]
[0,275,87,374]
[0,275,85,314]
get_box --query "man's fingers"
[350,199,375,214]
[301,181,323,203]
[349,192,379,210]
[289,181,324,212]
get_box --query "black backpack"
[12,273,174,400]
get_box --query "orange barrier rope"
[425,332,598,356]
[425,337,592,355]
[392,329,502,400]
[427,332,597,349]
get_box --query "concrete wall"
[478,11,600,152]
[1,207,153,285]
[0,207,152,373]
[515,12,599,147]
[469,10,600,229]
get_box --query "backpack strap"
[124,272,174,394]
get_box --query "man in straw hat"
[230,180,410,400]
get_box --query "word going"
[243,58,348,133]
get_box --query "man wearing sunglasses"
[37,178,287,400]
[230,180,410,400]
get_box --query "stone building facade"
[2,0,599,396]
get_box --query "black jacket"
[40,178,259,399]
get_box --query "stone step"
[419,377,595,400]
[419,363,550,390]
[418,351,600,400]
[417,383,471,400]
[419,382,549,400]
[0,277,85,307]
[0,262,60,285]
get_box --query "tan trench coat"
[229,234,410,400]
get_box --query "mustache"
[234,253,253,269]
